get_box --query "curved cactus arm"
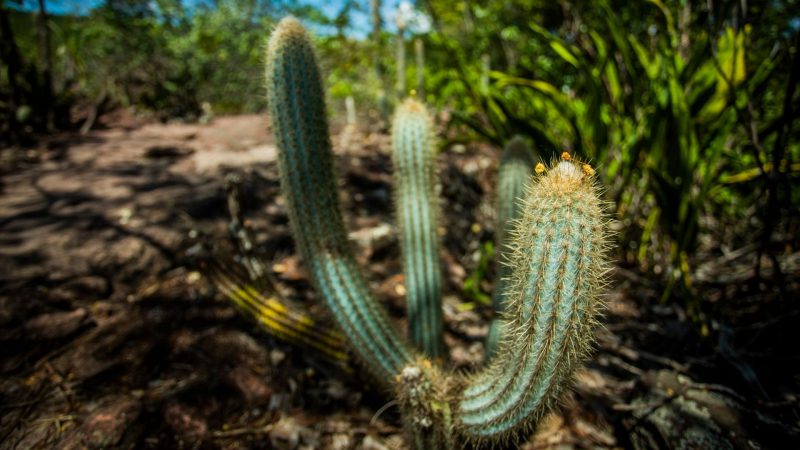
[455,155,609,443]
[266,18,613,449]
[392,99,444,358]
[265,17,415,384]
[485,135,538,360]
[396,156,609,447]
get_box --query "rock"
[349,222,394,254]
[58,397,141,450]
[23,308,88,340]
[449,341,484,369]
[198,328,269,368]
[270,416,301,449]
[330,433,352,450]
[627,370,796,450]
[49,275,109,301]
[227,366,273,405]
[270,348,287,366]
[361,435,390,450]
[164,402,208,442]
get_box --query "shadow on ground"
[1,114,798,449]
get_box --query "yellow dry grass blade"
[204,259,352,372]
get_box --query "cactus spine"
[486,136,538,359]
[266,17,611,449]
[456,156,608,441]
[392,99,443,358]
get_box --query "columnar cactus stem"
[396,157,608,447]
[265,17,611,449]
[455,156,608,442]
[392,98,444,358]
[265,17,414,383]
[395,360,456,449]
[486,135,537,359]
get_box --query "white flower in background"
[395,1,431,34]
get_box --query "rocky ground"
[1,112,798,449]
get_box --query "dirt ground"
[1,112,798,449]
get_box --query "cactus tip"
[399,97,425,113]
[551,160,584,182]
[548,157,597,184]
[267,16,310,57]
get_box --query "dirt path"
[1,115,274,289]
[1,114,798,449]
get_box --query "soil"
[1,112,798,449]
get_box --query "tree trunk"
[370,0,389,124]
[36,0,54,131]
[345,95,356,126]
[0,3,23,144]
[480,53,490,95]
[678,0,691,61]
[414,37,424,98]
[396,24,406,98]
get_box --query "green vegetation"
[1,1,797,444]
[3,1,795,319]
[266,17,611,448]
[1,0,275,140]
[266,17,415,381]
[418,1,798,323]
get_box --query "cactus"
[265,17,611,449]
[266,18,413,383]
[392,98,443,358]
[485,135,538,359]
[455,155,608,441]
[203,174,351,372]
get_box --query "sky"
[12,0,411,38]
[13,0,103,15]
[308,0,409,37]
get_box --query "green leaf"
[630,37,661,80]
[550,41,580,68]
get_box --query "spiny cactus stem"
[455,157,608,443]
[486,135,537,360]
[396,360,456,450]
[266,18,611,449]
[392,98,444,358]
[266,17,414,384]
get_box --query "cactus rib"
[392,99,444,358]
[265,17,414,383]
[265,17,612,449]
[455,158,608,442]
[485,135,537,359]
